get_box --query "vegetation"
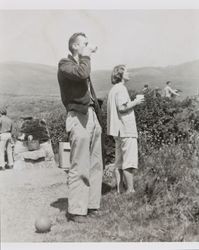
[6,91,199,241]
[101,90,199,164]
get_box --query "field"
[1,91,199,242]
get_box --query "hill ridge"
[0,60,199,98]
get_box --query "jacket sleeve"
[59,56,91,81]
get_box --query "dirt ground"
[0,162,68,242]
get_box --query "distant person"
[163,81,180,98]
[142,84,150,94]
[153,87,161,98]
[57,32,103,223]
[107,65,144,194]
[0,107,14,170]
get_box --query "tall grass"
[4,94,199,241]
[41,141,199,242]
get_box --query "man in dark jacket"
[57,33,103,223]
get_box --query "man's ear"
[72,43,78,51]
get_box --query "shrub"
[102,90,199,163]
[20,118,50,143]
[44,105,67,153]
[38,91,199,162]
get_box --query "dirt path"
[0,164,68,242]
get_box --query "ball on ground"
[35,215,52,233]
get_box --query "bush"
[101,140,199,241]
[134,92,199,152]
[44,105,67,153]
[20,118,50,143]
[101,91,199,163]
[46,92,199,162]
[8,93,199,241]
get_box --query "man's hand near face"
[80,45,98,57]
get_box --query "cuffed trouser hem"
[68,209,87,216]
[120,165,138,170]
[88,204,100,209]
[88,207,100,210]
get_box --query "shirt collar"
[68,54,79,64]
[118,81,124,86]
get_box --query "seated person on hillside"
[0,107,14,170]
[163,81,180,98]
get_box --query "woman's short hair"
[68,32,86,53]
[111,64,126,84]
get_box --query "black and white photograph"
[0,0,199,249]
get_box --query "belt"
[89,103,95,108]
[0,131,11,134]
[88,106,95,111]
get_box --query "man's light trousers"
[66,107,103,215]
[0,132,13,168]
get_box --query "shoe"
[125,189,136,195]
[67,214,87,223]
[0,166,5,171]
[5,165,13,170]
[87,209,100,218]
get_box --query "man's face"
[74,35,88,55]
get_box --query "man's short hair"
[68,32,86,53]
[111,65,126,85]
[144,84,148,88]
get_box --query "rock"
[13,139,55,170]
[22,149,46,161]
[13,160,26,170]
[14,140,28,160]
[40,140,54,161]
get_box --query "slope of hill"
[0,62,58,97]
[126,60,199,97]
[0,60,199,99]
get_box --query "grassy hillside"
[3,92,199,242]
[0,60,199,100]
[0,62,59,97]
[1,59,199,242]
[126,60,199,98]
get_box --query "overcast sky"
[0,10,199,70]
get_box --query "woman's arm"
[116,94,144,114]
